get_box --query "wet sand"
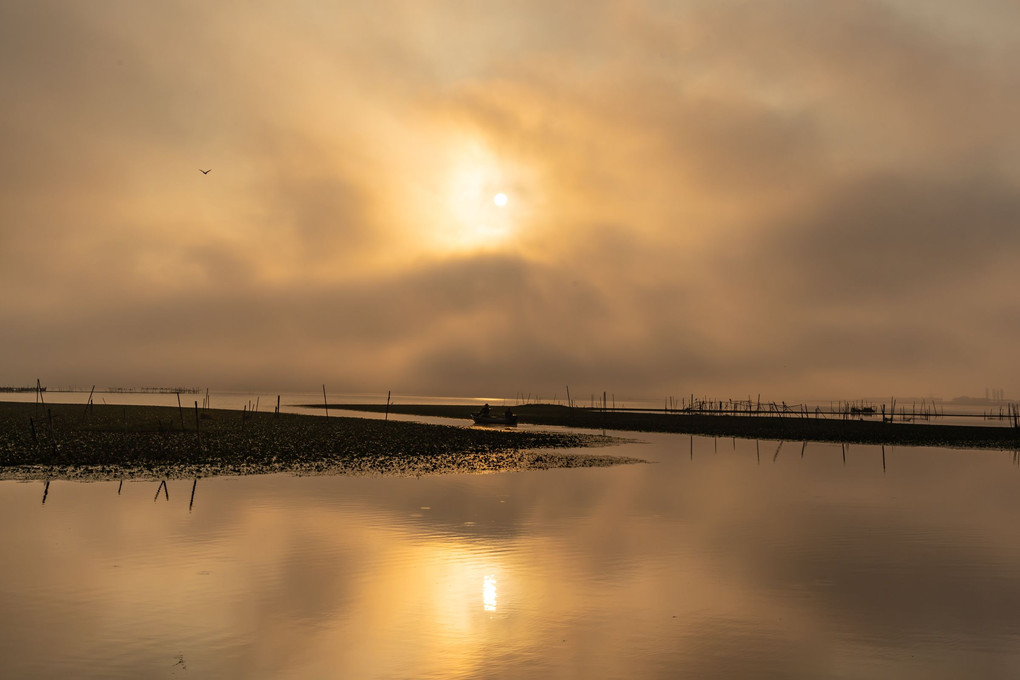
[0,401,634,481]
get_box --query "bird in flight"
[200,168,212,174]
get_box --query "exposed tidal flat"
[0,401,631,481]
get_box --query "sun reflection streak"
[483,574,498,612]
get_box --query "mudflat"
[0,401,633,481]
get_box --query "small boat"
[471,411,518,426]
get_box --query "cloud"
[2,0,1019,399]
[761,173,1020,302]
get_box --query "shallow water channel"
[3,426,1020,678]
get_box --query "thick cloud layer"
[2,0,1018,400]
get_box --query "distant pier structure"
[103,386,202,394]
[986,387,1007,402]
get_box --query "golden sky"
[2,0,1019,399]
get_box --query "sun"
[440,151,518,249]
[398,134,534,254]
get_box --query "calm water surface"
[3,428,1020,678]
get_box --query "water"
[3,427,1020,677]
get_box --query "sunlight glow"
[390,129,536,257]
[439,141,520,251]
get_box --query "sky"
[2,0,1019,401]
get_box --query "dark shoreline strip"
[318,403,1020,450]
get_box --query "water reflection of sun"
[483,574,498,612]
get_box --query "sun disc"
[493,193,508,207]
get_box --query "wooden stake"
[194,401,201,447]
[82,385,96,421]
[322,384,329,418]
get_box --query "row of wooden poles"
[42,477,200,511]
[551,387,1020,428]
[985,403,1020,427]
[527,387,952,424]
[27,379,1020,431]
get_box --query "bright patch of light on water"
[483,574,498,612]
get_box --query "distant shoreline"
[317,403,1020,450]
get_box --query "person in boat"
[504,407,514,419]
[479,403,491,416]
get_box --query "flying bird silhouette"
[200,168,211,174]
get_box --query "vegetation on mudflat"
[0,401,633,481]
[324,403,1020,450]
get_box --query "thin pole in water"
[322,384,329,419]
[82,385,95,421]
[194,401,201,447]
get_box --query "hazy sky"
[2,0,1018,400]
